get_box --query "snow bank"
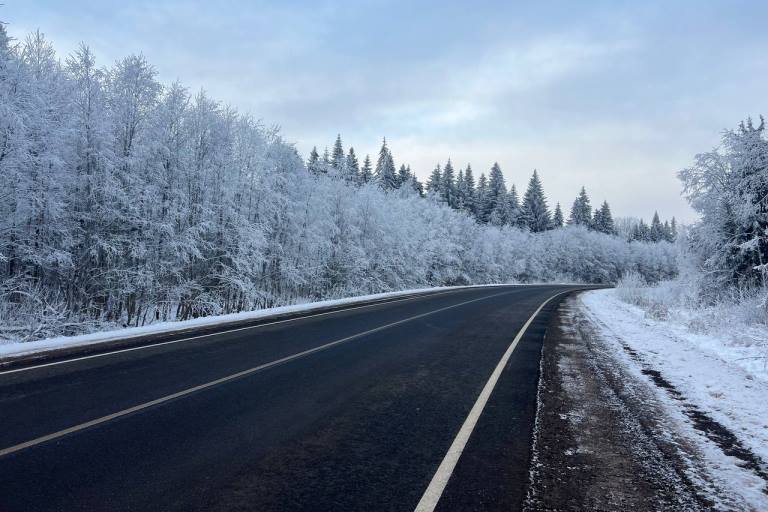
[580,289,768,507]
[0,284,517,361]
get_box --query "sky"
[4,0,768,223]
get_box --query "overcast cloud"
[5,0,768,222]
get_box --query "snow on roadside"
[0,283,525,361]
[579,289,768,509]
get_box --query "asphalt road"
[0,284,586,511]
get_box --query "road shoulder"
[524,294,765,510]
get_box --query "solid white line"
[0,289,512,458]
[0,288,476,376]
[413,290,572,512]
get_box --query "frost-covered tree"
[521,170,551,232]
[508,184,522,227]
[307,146,321,174]
[462,165,476,215]
[427,164,442,198]
[553,203,564,228]
[679,116,768,288]
[375,138,398,191]
[593,201,615,235]
[0,27,679,341]
[486,163,508,225]
[345,147,360,183]
[397,164,410,187]
[331,134,345,172]
[359,154,373,184]
[568,187,592,226]
[649,211,664,242]
[442,159,456,208]
[475,173,489,223]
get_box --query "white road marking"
[413,290,573,512]
[0,289,513,458]
[0,288,477,376]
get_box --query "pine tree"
[345,147,360,183]
[592,208,602,231]
[463,165,476,215]
[633,219,651,242]
[669,217,678,242]
[331,134,345,171]
[455,169,466,210]
[553,202,564,228]
[374,138,398,190]
[409,170,424,197]
[568,186,592,226]
[521,170,551,232]
[307,146,321,174]
[359,154,373,184]
[649,211,664,242]
[475,173,489,223]
[486,163,507,223]
[427,164,442,197]
[442,159,456,208]
[508,184,522,227]
[397,164,410,187]
[594,201,615,235]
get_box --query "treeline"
[0,28,677,341]
[309,135,674,241]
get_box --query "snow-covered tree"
[374,138,398,191]
[568,186,592,226]
[462,165,476,215]
[553,203,564,228]
[442,159,456,208]
[679,116,768,288]
[345,147,360,183]
[427,164,442,198]
[521,170,551,232]
[359,154,373,184]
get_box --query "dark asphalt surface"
[0,285,585,511]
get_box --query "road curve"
[0,284,587,511]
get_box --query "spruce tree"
[487,163,507,219]
[322,147,330,166]
[592,208,602,231]
[508,184,522,227]
[307,146,321,174]
[463,165,476,215]
[397,164,410,188]
[521,170,552,232]
[359,154,373,184]
[455,169,466,211]
[427,164,442,197]
[553,202,564,228]
[345,147,360,183]
[331,134,345,171]
[442,159,456,208]
[410,171,424,197]
[374,138,397,190]
[568,186,592,226]
[650,211,664,242]
[476,173,489,223]
[637,219,651,241]
[595,201,615,235]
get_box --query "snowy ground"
[578,289,768,510]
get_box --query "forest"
[0,28,678,341]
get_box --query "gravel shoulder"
[525,295,765,511]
